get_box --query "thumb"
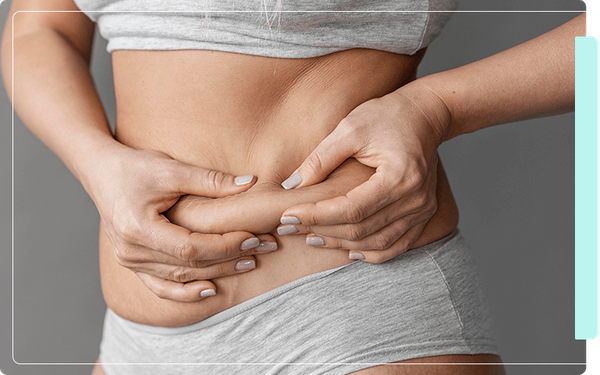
[174,162,255,198]
[281,125,356,189]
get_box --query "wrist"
[69,131,125,193]
[393,77,453,145]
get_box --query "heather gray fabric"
[72,0,458,57]
[99,230,498,375]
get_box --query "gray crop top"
[73,0,458,58]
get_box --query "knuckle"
[202,169,226,192]
[175,240,197,261]
[113,244,134,264]
[114,220,141,243]
[401,160,428,192]
[303,208,319,226]
[339,114,362,134]
[161,162,179,180]
[385,167,403,187]
[216,262,228,278]
[414,191,429,210]
[344,203,367,224]
[344,224,367,241]
[304,153,325,175]
[372,233,393,250]
[155,162,179,188]
[172,267,190,283]
[227,239,241,258]
[189,259,211,269]
[404,171,424,193]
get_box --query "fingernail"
[234,174,254,186]
[281,173,302,189]
[240,237,260,251]
[306,236,326,246]
[277,225,298,235]
[257,241,278,251]
[200,289,216,297]
[235,259,256,271]
[280,216,301,225]
[349,252,365,260]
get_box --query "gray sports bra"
[74,0,458,58]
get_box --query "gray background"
[0,0,587,374]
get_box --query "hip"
[99,230,498,375]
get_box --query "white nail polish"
[200,289,216,297]
[235,259,256,271]
[280,216,301,225]
[277,225,298,235]
[234,174,254,186]
[240,237,260,251]
[349,252,365,260]
[306,236,326,246]
[257,241,278,251]
[281,173,302,189]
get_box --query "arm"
[1,0,272,302]
[278,13,583,262]
[407,13,581,143]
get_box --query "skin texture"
[280,14,583,262]
[99,47,458,327]
[4,1,582,374]
[166,159,375,235]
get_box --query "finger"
[350,223,428,264]
[281,169,393,226]
[172,161,256,198]
[284,189,436,241]
[129,217,261,262]
[303,212,423,251]
[136,273,218,302]
[114,233,278,272]
[135,256,257,283]
[244,233,279,254]
[281,123,357,189]
[282,159,427,226]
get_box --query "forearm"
[1,20,118,190]
[403,13,584,143]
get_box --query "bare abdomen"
[99,48,458,327]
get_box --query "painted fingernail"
[200,289,216,297]
[280,216,301,225]
[306,236,326,246]
[257,241,278,252]
[277,225,298,235]
[234,174,254,186]
[235,259,256,271]
[281,173,302,189]
[349,252,365,260]
[240,237,260,251]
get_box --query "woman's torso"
[99,48,459,327]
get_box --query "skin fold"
[4,2,581,374]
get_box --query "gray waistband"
[100,227,497,375]
[121,228,460,335]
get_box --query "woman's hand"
[278,83,451,263]
[166,159,373,237]
[84,142,271,302]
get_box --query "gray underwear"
[99,229,499,374]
